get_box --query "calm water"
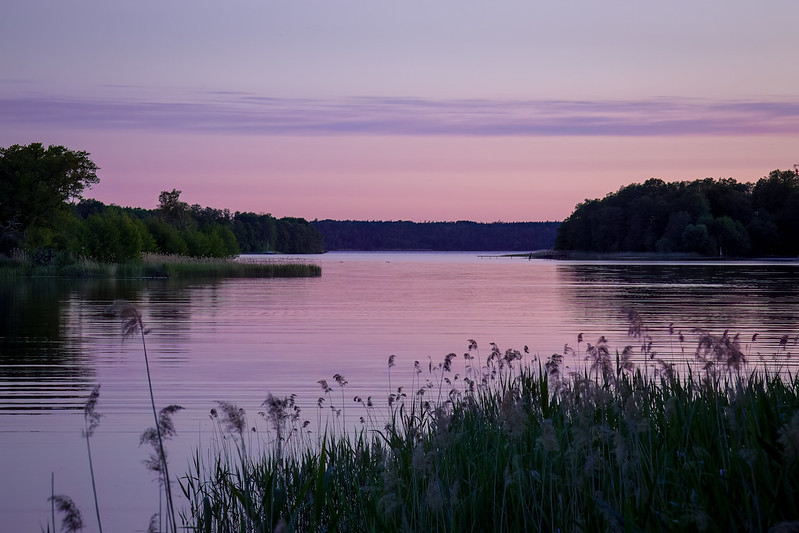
[2,252,799,530]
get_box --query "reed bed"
[180,343,799,533]
[0,252,321,279]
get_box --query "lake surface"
[2,252,799,531]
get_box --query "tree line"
[0,143,325,263]
[312,220,560,251]
[555,170,799,257]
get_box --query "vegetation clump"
[1,143,326,277]
[180,338,799,532]
[0,252,321,279]
[556,170,799,257]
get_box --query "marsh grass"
[180,334,799,533]
[0,252,321,279]
[39,303,799,531]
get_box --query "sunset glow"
[2,1,797,222]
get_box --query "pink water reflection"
[2,252,799,530]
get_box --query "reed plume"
[108,299,178,533]
[82,384,103,533]
[48,495,83,533]
[215,401,246,438]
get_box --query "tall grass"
[0,252,321,279]
[180,342,799,532]
[110,300,180,533]
[82,385,103,533]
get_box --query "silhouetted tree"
[556,172,797,257]
[158,189,190,228]
[0,143,98,253]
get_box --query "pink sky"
[2,1,798,222]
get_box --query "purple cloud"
[1,92,798,137]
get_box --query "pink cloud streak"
[3,93,798,137]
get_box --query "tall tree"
[0,143,98,253]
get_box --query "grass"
[0,252,321,279]
[179,341,799,532]
[44,305,799,532]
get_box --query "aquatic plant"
[180,329,799,532]
[82,384,103,533]
[37,302,799,531]
[0,251,321,279]
[109,300,179,533]
[47,495,83,533]
[140,404,184,532]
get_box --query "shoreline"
[0,253,322,279]
[522,249,799,262]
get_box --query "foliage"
[0,143,324,263]
[556,170,799,257]
[64,193,323,258]
[0,143,98,254]
[180,339,799,532]
[0,252,320,279]
[312,220,560,251]
[158,189,191,228]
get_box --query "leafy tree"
[51,211,89,257]
[73,198,107,219]
[158,189,190,228]
[84,210,144,262]
[233,212,279,253]
[712,216,751,257]
[147,218,189,255]
[211,224,239,257]
[0,143,98,253]
[556,172,797,257]
[694,177,752,224]
[752,170,799,255]
[752,170,799,215]
[681,223,715,255]
[190,204,231,227]
[656,211,692,252]
[184,229,210,257]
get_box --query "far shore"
[504,249,799,262]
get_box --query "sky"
[1,1,798,222]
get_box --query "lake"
[2,252,799,531]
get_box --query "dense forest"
[0,143,325,262]
[312,220,560,251]
[555,169,799,257]
[21,193,325,262]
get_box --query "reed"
[179,337,799,532]
[46,494,83,533]
[137,254,322,279]
[110,300,180,533]
[82,385,103,533]
[38,306,799,531]
[0,251,321,279]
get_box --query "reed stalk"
[82,385,103,533]
[110,300,178,533]
[180,338,799,532]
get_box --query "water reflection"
[0,278,215,412]
[0,279,93,412]
[2,254,799,530]
[554,261,799,364]
[2,258,798,416]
